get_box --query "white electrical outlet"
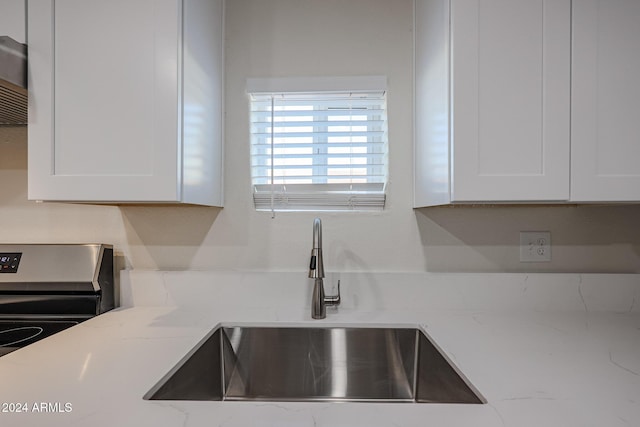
[519,231,551,262]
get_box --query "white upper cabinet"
[28,0,224,206]
[571,0,640,202]
[415,0,571,207]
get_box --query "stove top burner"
[0,326,45,347]
[0,320,82,356]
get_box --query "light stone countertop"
[0,271,638,427]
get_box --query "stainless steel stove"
[0,244,114,357]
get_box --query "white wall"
[0,0,26,43]
[1,0,639,273]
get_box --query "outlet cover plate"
[519,231,551,262]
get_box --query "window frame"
[247,76,388,212]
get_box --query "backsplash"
[121,270,640,314]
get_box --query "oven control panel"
[0,253,22,273]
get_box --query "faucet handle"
[325,280,341,307]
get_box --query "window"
[248,76,388,212]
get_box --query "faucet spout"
[308,218,324,279]
[308,218,340,319]
[312,217,322,250]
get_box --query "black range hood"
[0,36,27,126]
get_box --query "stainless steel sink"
[144,325,484,404]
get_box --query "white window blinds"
[248,77,388,212]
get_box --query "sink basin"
[144,325,484,404]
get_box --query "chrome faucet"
[308,218,340,319]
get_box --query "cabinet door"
[451,0,570,202]
[571,0,640,202]
[28,0,181,202]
